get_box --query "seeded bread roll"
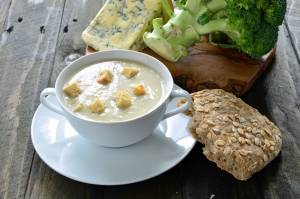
[190,89,282,181]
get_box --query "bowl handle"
[40,88,64,115]
[162,89,192,120]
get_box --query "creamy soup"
[62,60,164,122]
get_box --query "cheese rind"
[82,0,162,51]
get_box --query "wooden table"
[0,0,299,198]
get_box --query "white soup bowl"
[40,50,191,147]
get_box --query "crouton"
[63,82,81,98]
[88,98,105,113]
[97,69,113,84]
[133,84,146,96]
[121,67,139,78]
[115,90,132,109]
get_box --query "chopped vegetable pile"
[143,0,286,62]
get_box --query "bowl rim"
[54,49,174,124]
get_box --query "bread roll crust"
[190,89,282,180]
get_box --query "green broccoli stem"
[195,18,240,42]
[162,11,237,40]
[184,0,205,15]
[185,0,226,14]
[143,0,232,61]
[211,10,227,19]
[163,10,195,30]
[206,0,226,12]
[194,18,228,34]
[162,0,238,43]
[195,18,229,34]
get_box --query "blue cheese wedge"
[82,0,162,51]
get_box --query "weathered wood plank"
[24,0,105,198]
[0,0,66,198]
[181,25,300,199]
[102,167,182,199]
[243,23,300,198]
[0,0,12,32]
[27,153,183,199]
[25,155,100,199]
[286,0,300,60]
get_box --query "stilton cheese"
[82,0,162,51]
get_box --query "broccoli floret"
[264,0,286,26]
[143,0,286,62]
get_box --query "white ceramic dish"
[40,50,192,147]
[31,86,196,185]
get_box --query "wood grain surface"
[0,0,299,199]
[286,0,300,60]
[0,0,12,33]
[0,0,65,198]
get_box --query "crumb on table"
[176,98,187,107]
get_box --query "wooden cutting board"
[86,43,275,96]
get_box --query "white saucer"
[31,87,196,185]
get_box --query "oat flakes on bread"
[190,89,282,181]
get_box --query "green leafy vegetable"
[143,0,286,62]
